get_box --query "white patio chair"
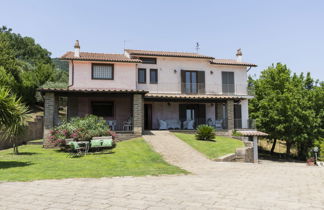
[106,120,117,131]
[123,117,132,131]
[183,120,195,130]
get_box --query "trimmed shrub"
[48,115,113,147]
[195,124,216,141]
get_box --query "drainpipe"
[68,60,74,88]
[247,66,252,72]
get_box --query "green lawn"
[0,138,187,182]
[173,133,244,159]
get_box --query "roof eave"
[60,57,142,63]
[210,61,257,67]
[129,53,214,59]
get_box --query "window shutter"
[179,104,186,126]
[181,70,186,93]
[197,104,206,126]
[197,71,205,94]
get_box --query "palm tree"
[0,87,28,154]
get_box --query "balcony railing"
[136,83,250,96]
[234,119,256,129]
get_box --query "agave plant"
[195,124,216,141]
[0,87,28,154]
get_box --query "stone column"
[226,100,234,130]
[43,92,58,139]
[133,94,144,135]
[253,136,258,163]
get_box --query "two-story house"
[40,41,257,139]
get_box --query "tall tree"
[249,63,323,159]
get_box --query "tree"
[249,63,323,159]
[249,63,291,154]
[0,87,28,154]
[0,26,67,106]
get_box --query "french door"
[185,71,198,94]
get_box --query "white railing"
[136,83,250,96]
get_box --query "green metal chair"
[68,141,83,157]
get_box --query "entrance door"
[144,104,152,130]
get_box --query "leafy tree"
[0,87,28,154]
[0,26,67,106]
[249,63,323,159]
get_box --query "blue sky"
[1,0,323,80]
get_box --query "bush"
[48,115,113,147]
[195,124,216,141]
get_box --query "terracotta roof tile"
[125,49,214,59]
[211,59,257,67]
[237,130,268,136]
[38,87,147,94]
[61,51,141,63]
[144,93,252,100]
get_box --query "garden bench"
[90,139,114,151]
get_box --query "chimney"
[74,40,80,57]
[236,48,242,62]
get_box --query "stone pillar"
[253,136,258,163]
[133,94,144,135]
[43,92,59,139]
[226,100,234,130]
[67,96,78,120]
[241,99,249,129]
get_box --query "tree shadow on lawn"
[8,152,39,156]
[0,161,33,169]
[197,139,216,142]
[259,148,303,163]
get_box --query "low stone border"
[214,140,254,163]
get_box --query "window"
[139,57,157,64]
[222,72,235,94]
[150,69,158,84]
[92,101,114,117]
[92,64,113,80]
[138,68,146,83]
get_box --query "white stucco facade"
[66,50,254,130]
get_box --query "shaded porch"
[40,88,147,139]
[143,93,252,131]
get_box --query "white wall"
[136,56,248,95]
[69,61,137,89]
[241,99,249,128]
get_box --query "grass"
[173,132,244,159]
[0,138,187,182]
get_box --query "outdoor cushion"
[69,141,80,150]
[101,139,113,147]
[90,140,103,148]
[165,120,181,129]
[183,120,194,129]
[215,120,223,128]
[159,120,167,130]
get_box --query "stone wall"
[0,116,44,150]
[226,100,234,130]
[133,94,144,135]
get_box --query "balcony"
[234,119,256,130]
[136,82,250,96]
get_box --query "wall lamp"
[210,70,213,74]
[174,69,177,73]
